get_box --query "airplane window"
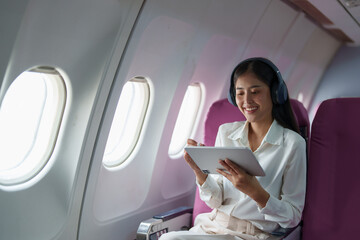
[297,92,304,103]
[168,83,204,159]
[103,77,150,168]
[0,67,66,186]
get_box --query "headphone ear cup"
[228,69,237,106]
[275,80,288,105]
[228,87,237,106]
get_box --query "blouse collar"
[228,120,284,146]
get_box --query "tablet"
[184,146,265,176]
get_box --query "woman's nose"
[244,92,253,103]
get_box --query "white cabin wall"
[0,0,29,92]
[285,27,340,109]
[79,1,206,239]
[0,0,143,239]
[309,46,360,121]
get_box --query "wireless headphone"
[227,57,288,106]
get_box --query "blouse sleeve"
[196,126,225,209]
[196,174,223,209]
[259,137,307,228]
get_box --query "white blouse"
[197,120,307,233]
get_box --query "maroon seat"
[290,99,310,144]
[203,98,246,147]
[302,98,360,239]
[193,98,310,224]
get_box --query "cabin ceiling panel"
[286,27,341,108]
[0,0,29,94]
[273,13,316,81]
[308,45,360,121]
[191,0,271,102]
[194,0,269,37]
[288,0,360,46]
[242,0,299,59]
[339,0,360,24]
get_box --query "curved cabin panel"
[0,0,143,239]
[0,0,359,240]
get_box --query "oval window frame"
[102,76,152,168]
[0,67,67,186]
[168,82,205,159]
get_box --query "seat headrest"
[290,99,310,139]
[203,99,245,146]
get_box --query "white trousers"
[159,209,271,240]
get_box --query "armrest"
[136,206,193,240]
[269,224,301,240]
[281,225,301,240]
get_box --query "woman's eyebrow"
[236,85,262,90]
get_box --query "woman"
[161,57,307,240]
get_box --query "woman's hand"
[184,139,208,185]
[217,159,270,208]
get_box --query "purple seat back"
[302,98,360,240]
[203,99,246,147]
[192,98,309,224]
[290,99,310,142]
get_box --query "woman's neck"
[248,119,273,151]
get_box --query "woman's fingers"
[187,139,198,146]
[184,138,208,182]
[184,146,208,185]
[216,168,230,178]
[187,138,205,147]
[218,160,232,174]
[218,159,267,204]
[184,138,206,172]
[184,152,198,168]
[218,158,242,176]
[218,159,251,186]
[224,158,247,174]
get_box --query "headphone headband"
[228,57,288,106]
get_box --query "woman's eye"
[237,92,244,96]
[251,91,258,94]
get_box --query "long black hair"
[229,58,300,134]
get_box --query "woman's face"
[235,71,273,125]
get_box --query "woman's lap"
[159,231,244,240]
[159,209,270,240]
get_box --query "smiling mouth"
[243,106,258,113]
